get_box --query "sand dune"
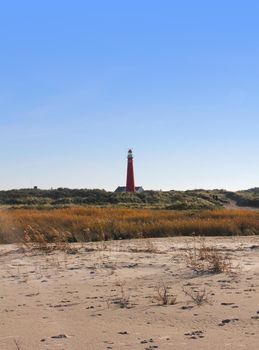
[0,237,259,349]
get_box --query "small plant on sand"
[154,282,177,306]
[185,237,233,274]
[13,339,21,350]
[183,287,212,306]
[144,239,159,253]
[111,282,131,309]
[130,239,160,254]
[96,240,108,252]
[33,242,80,254]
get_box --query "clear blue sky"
[0,0,258,191]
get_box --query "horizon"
[1,186,258,193]
[1,1,259,191]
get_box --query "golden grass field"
[0,207,259,244]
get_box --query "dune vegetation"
[0,207,259,244]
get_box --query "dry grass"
[185,237,234,274]
[110,282,131,309]
[183,287,212,306]
[13,339,21,350]
[0,207,259,244]
[154,283,177,305]
[129,239,160,253]
[29,242,81,255]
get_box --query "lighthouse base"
[114,186,144,193]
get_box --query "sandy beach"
[0,237,259,350]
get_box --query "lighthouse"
[126,149,135,192]
[114,149,144,193]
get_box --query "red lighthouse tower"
[126,149,136,192]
